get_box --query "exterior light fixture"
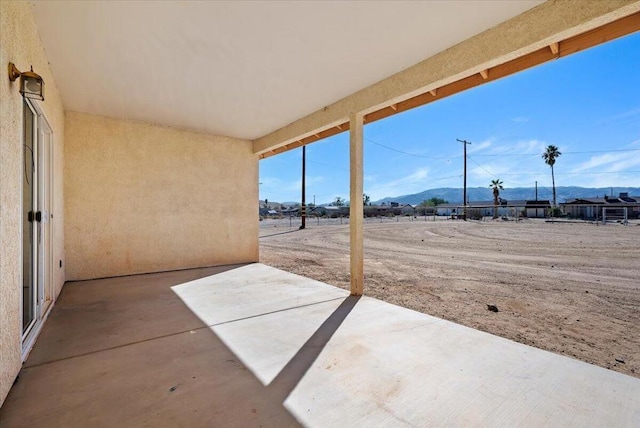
[8,62,45,101]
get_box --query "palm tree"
[334,196,344,206]
[490,179,503,219]
[542,145,561,206]
[363,193,370,206]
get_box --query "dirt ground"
[259,217,640,378]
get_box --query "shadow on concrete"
[268,295,360,400]
[0,265,358,427]
[259,228,301,238]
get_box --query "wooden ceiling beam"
[560,11,640,57]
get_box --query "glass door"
[37,115,53,317]
[22,100,37,335]
[22,99,53,343]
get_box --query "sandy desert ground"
[259,217,640,378]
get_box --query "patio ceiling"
[31,0,542,140]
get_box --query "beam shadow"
[259,229,301,238]
[268,295,360,400]
[1,265,359,427]
[1,266,304,426]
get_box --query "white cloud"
[467,138,494,154]
[483,139,547,156]
[571,151,640,173]
[597,107,640,125]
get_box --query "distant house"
[364,204,410,217]
[305,205,324,216]
[561,193,640,220]
[415,205,437,216]
[363,205,387,217]
[281,206,300,216]
[259,200,283,210]
[436,203,462,216]
[437,199,528,218]
[400,204,416,216]
[258,200,285,217]
[322,206,350,217]
[258,207,280,217]
[525,200,551,218]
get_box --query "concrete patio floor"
[1,263,639,427]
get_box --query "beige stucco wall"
[64,112,258,281]
[0,1,66,404]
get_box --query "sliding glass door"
[22,100,37,335]
[22,99,53,342]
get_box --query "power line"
[554,171,640,175]
[366,135,640,158]
[466,156,639,183]
[327,134,640,160]
[307,157,459,182]
[467,156,530,186]
[365,137,456,160]
[471,148,640,157]
[467,156,498,178]
[264,136,638,200]
[466,170,640,176]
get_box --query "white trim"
[21,99,38,344]
[20,98,55,360]
[21,300,54,362]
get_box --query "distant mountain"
[372,187,640,205]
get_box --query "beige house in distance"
[2,1,640,425]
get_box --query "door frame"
[20,98,55,360]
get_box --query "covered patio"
[2,264,639,426]
[2,1,640,424]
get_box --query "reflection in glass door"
[22,100,37,334]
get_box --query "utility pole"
[535,181,538,201]
[300,145,306,229]
[456,139,472,220]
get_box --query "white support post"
[349,112,364,296]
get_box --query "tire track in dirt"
[261,219,640,377]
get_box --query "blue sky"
[260,32,640,204]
